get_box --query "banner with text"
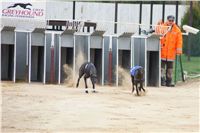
[1,1,46,30]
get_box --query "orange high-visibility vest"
[157,23,183,61]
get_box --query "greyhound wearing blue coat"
[130,66,145,96]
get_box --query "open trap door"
[147,51,159,86]
[31,46,44,82]
[133,34,161,87]
[1,26,15,81]
[30,28,46,83]
[61,47,74,83]
[90,48,102,84]
[1,45,14,80]
[118,50,131,85]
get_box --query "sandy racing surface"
[1,78,200,132]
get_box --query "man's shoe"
[166,84,175,87]
[161,82,166,86]
[166,78,175,87]
[161,78,166,86]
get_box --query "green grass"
[173,54,200,82]
[181,54,200,75]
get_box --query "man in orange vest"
[159,15,183,87]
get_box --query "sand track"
[1,78,200,132]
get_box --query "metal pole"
[114,2,118,34]
[139,1,142,35]
[0,30,1,81]
[73,35,76,83]
[108,35,112,85]
[13,32,16,83]
[58,36,61,84]
[50,33,55,83]
[162,1,165,22]
[116,37,119,86]
[28,33,31,83]
[150,2,153,29]
[175,1,180,83]
[174,55,178,84]
[102,37,104,85]
[73,1,76,20]
[144,38,147,87]
[26,33,29,82]
[175,1,179,25]
[43,34,46,84]
[50,46,55,83]
[179,55,185,82]
[88,35,90,62]
[188,1,193,61]
[130,36,133,68]
[159,40,161,87]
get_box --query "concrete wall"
[46,2,188,34]
[1,31,15,44]
[46,2,73,20]
[1,1,188,33]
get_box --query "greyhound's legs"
[132,86,135,93]
[131,77,135,93]
[76,72,84,88]
[76,77,81,88]
[136,83,140,96]
[91,79,96,93]
[84,77,88,93]
[140,82,145,92]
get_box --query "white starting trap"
[1,19,171,87]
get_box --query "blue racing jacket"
[130,66,143,76]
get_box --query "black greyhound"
[8,3,32,10]
[130,66,145,96]
[76,62,97,93]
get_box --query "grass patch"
[181,54,200,75]
[174,54,200,82]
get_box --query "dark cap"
[167,15,175,21]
